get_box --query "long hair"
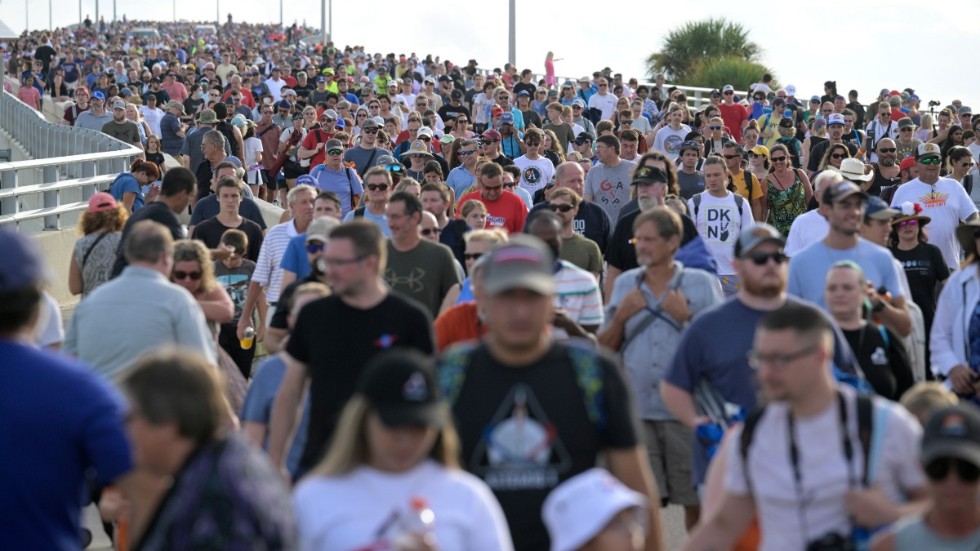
[311,396,461,477]
[887,222,928,248]
[818,144,850,171]
[543,129,565,163]
[172,240,218,293]
[78,204,128,235]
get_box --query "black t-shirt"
[490,154,514,167]
[437,103,471,123]
[446,341,640,551]
[270,273,319,330]
[869,163,901,198]
[889,242,950,332]
[287,293,434,469]
[512,82,536,98]
[841,324,913,400]
[528,200,612,253]
[807,140,858,172]
[606,209,697,271]
[521,109,542,129]
[191,216,264,261]
[195,160,215,201]
[110,202,184,278]
[439,218,469,267]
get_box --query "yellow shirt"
[730,170,763,201]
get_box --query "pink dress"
[545,59,556,87]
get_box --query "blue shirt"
[787,238,905,307]
[446,165,476,198]
[342,206,391,237]
[240,355,309,478]
[0,341,132,550]
[279,233,311,279]
[109,173,144,212]
[310,164,362,218]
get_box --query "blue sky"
[9,0,979,110]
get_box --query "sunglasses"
[831,153,848,159]
[525,140,541,146]
[962,161,975,168]
[709,125,722,130]
[746,251,787,266]
[261,110,273,114]
[421,228,439,236]
[456,119,468,124]
[386,164,403,173]
[363,128,379,134]
[723,91,734,95]
[598,84,608,88]
[547,203,575,213]
[173,270,202,280]
[327,148,343,156]
[366,183,389,191]
[464,252,484,261]
[878,148,897,153]
[900,127,914,132]
[723,154,741,160]
[925,458,980,482]
[920,157,942,165]
[458,150,476,156]
[306,241,326,254]
[898,219,919,228]
[770,156,787,162]
[483,139,499,144]
[620,119,632,124]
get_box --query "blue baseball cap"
[91,91,105,100]
[295,175,317,186]
[334,118,345,128]
[499,112,515,125]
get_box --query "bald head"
[555,161,586,196]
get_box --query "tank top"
[893,516,980,551]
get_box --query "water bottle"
[391,497,436,550]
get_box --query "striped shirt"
[552,260,603,339]
[252,220,299,304]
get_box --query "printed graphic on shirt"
[596,178,626,206]
[522,166,543,185]
[385,266,425,293]
[919,190,949,208]
[701,205,737,243]
[374,333,399,349]
[469,384,571,491]
[663,134,684,155]
[217,274,249,319]
[487,214,506,228]
[871,346,888,366]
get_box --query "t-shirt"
[788,239,906,307]
[583,160,637,222]
[512,155,555,195]
[192,217,264,261]
[529,201,611,253]
[111,202,185,277]
[434,302,485,353]
[651,124,691,159]
[890,177,979,269]
[286,293,434,469]
[688,191,755,276]
[587,92,618,121]
[213,259,256,325]
[725,386,925,551]
[665,295,859,482]
[457,190,528,234]
[445,341,640,551]
[109,173,145,212]
[74,109,112,131]
[279,233,312,280]
[384,240,461,318]
[101,120,141,146]
[841,325,913,400]
[606,209,698,272]
[889,242,950,332]
[784,209,829,257]
[677,170,705,199]
[251,220,299,304]
[292,460,512,551]
[718,103,749,142]
[543,121,575,151]
[552,260,603,337]
[729,170,764,203]
[446,165,477,199]
[310,164,362,217]
[343,145,392,177]
[0,342,133,550]
[559,233,603,275]
[299,127,333,168]
[240,354,309,478]
[189,195,267,230]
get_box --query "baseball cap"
[356,349,443,428]
[574,132,593,145]
[325,138,344,150]
[959,106,973,116]
[899,157,917,172]
[785,84,797,96]
[917,142,942,160]
[111,100,126,110]
[0,229,46,293]
[921,405,980,468]
[827,113,846,126]
[91,91,105,100]
[481,235,555,296]
[499,112,515,125]
[722,84,734,93]
[517,90,530,97]
[277,100,291,109]
[291,113,303,121]
[821,180,869,206]
[87,192,117,213]
[417,126,434,139]
[316,76,326,83]
[750,145,769,158]
[543,468,646,551]
[810,95,821,103]
[322,109,338,120]
[735,223,786,257]
[571,98,585,108]
[451,89,462,99]
[679,140,701,153]
[334,119,346,129]
[304,215,336,243]
[632,166,668,186]
[865,196,900,221]
[898,117,915,130]
[361,118,380,130]
[482,128,501,141]
[491,105,505,117]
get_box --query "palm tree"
[646,18,761,82]
[688,56,773,91]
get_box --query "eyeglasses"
[878,148,897,153]
[173,270,202,280]
[366,183,389,191]
[306,241,326,254]
[831,153,848,159]
[458,150,476,156]
[897,219,919,228]
[925,457,980,482]
[746,251,787,266]
[919,157,942,165]
[326,148,343,156]
[547,203,575,213]
[771,156,787,162]
[464,252,484,261]
[747,343,818,370]
[709,125,722,130]
[363,128,379,134]
[421,228,439,236]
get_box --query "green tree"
[687,56,774,92]
[646,18,761,83]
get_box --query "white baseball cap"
[542,468,646,551]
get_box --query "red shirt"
[457,189,528,234]
[718,102,749,142]
[299,127,334,167]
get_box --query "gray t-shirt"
[74,110,112,132]
[677,170,705,200]
[584,160,637,223]
[344,145,392,177]
[101,120,142,146]
[384,239,460,318]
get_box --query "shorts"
[282,159,308,180]
[643,420,699,507]
[719,274,740,297]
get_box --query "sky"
[6,0,979,111]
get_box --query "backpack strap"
[733,194,744,218]
[692,192,702,220]
[877,325,890,348]
[743,169,754,201]
[354,206,366,218]
[739,405,767,493]
[855,393,874,487]
[439,342,479,406]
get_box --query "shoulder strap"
[733,193,744,218]
[257,124,276,138]
[81,231,111,268]
[739,405,768,494]
[855,394,874,487]
[692,192,702,219]
[439,342,478,406]
[877,325,890,348]
[354,206,365,218]
[743,169,754,201]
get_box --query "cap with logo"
[785,84,797,96]
[499,112,515,125]
[632,166,668,186]
[543,468,646,551]
[491,105,505,117]
[482,128,501,141]
[111,100,127,110]
[481,235,556,296]
[679,140,701,154]
[921,405,980,467]
[822,180,869,206]
[722,84,734,93]
[898,117,915,130]
[827,113,846,126]
[917,142,942,160]
[356,349,443,428]
[91,91,106,101]
[417,126,434,139]
[735,223,785,257]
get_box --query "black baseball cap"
[356,349,443,428]
[922,405,980,467]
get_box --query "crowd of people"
[3,17,980,551]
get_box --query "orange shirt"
[434,302,485,352]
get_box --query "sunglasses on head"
[925,457,980,482]
[173,270,202,280]
[547,203,575,213]
[746,251,787,266]
[366,183,389,191]
[306,241,326,254]
[920,157,942,165]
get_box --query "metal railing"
[0,91,143,233]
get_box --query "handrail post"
[42,165,59,230]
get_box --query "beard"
[879,156,896,167]
[637,195,660,212]
[742,272,785,298]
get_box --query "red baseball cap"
[899,156,916,171]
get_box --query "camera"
[806,533,855,551]
[928,100,941,107]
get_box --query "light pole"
[320,0,330,45]
[508,0,515,66]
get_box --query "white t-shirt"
[890,177,979,268]
[652,124,692,160]
[513,155,555,195]
[587,92,618,121]
[865,119,899,162]
[726,386,925,551]
[688,191,754,276]
[243,137,264,184]
[293,460,513,551]
[785,209,829,257]
[968,142,980,179]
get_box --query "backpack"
[311,164,357,208]
[584,107,603,125]
[727,169,755,202]
[691,191,745,221]
[440,341,608,430]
